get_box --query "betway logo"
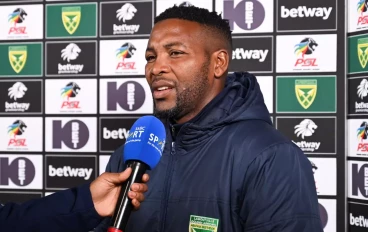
[103,127,129,139]
[350,213,368,228]
[356,102,368,112]
[280,6,332,20]
[5,102,30,112]
[113,24,140,35]
[58,64,84,74]
[232,48,268,62]
[292,140,321,152]
[48,165,92,180]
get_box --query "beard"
[153,60,210,122]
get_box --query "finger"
[142,174,149,183]
[129,191,145,203]
[131,183,148,193]
[131,198,140,210]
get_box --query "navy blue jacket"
[0,183,103,231]
[95,72,323,232]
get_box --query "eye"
[145,55,155,62]
[170,51,184,56]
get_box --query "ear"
[213,49,229,79]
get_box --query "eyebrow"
[146,42,187,53]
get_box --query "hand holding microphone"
[89,168,149,218]
[107,116,166,232]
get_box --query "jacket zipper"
[158,141,176,232]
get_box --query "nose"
[149,55,170,77]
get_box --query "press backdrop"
[0,0,346,231]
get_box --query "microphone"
[107,115,166,232]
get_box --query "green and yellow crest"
[8,46,27,74]
[61,6,81,35]
[358,37,368,69]
[189,215,219,232]
[295,79,317,109]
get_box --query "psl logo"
[357,0,368,26]
[8,46,27,74]
[61,82,81,109]
[295,79,317,109]
[357,121,368,152]
[7,120,27,147]
[116,43,136,70]
[61,6,81,35]
[294,38,318,67]
[358,37,368,69]
[8,8,27,34]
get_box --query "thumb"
[118,167,132,183]
[105,168,132,185]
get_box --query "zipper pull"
[171,142,176,155]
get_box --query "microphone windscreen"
[123,115,166,170]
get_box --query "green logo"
[358,37,368,69]
[0,43,42,77]
[8,46,27,74]
[46,3,97,38]
[189,215,219,232]
[349,34,368,74]
[295,79,317,109]
[62,6,81,35]
[276,76,336,113]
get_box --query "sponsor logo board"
[215,0,274,34]
[0,80,42,114]
[46,2,97,39]
[276,117,336,154]
[0,42,42,77]
[45,117,97,152]
[0,154,43,189]
[45,41,97,77]
[45,155,97,190]
[99,78,153,114]
[45,79,97,114]
[276,76,336,113]
[230,36,273,73]
[100,1,153,37]
[99,39,148,76]
[276,34,337,73]
[276,0,337,32]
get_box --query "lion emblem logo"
[294,37,318,58]
[116,42,137,61]
[116,3,137,22]
[8,120,27,138]
[294,119,318,139]
[61,82,81,100]
[61,43,81,62]
[357,78,368,99]
[8,82,27,101]
[357,121,368,142]
[8,8,27,25]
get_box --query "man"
[0,168,149,232]
[95,5,323,232]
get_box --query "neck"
[174,88,222,124]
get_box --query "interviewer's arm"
[0,182,102,232]
[240,142,323,232]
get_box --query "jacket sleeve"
[0,182,103,232]
[240,142,323,232]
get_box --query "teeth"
[158,86,169,91]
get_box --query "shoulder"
[104,145,125,173]
[224,120,299,161]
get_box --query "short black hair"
[154,5,232,54]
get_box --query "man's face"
[145,19,211,121]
